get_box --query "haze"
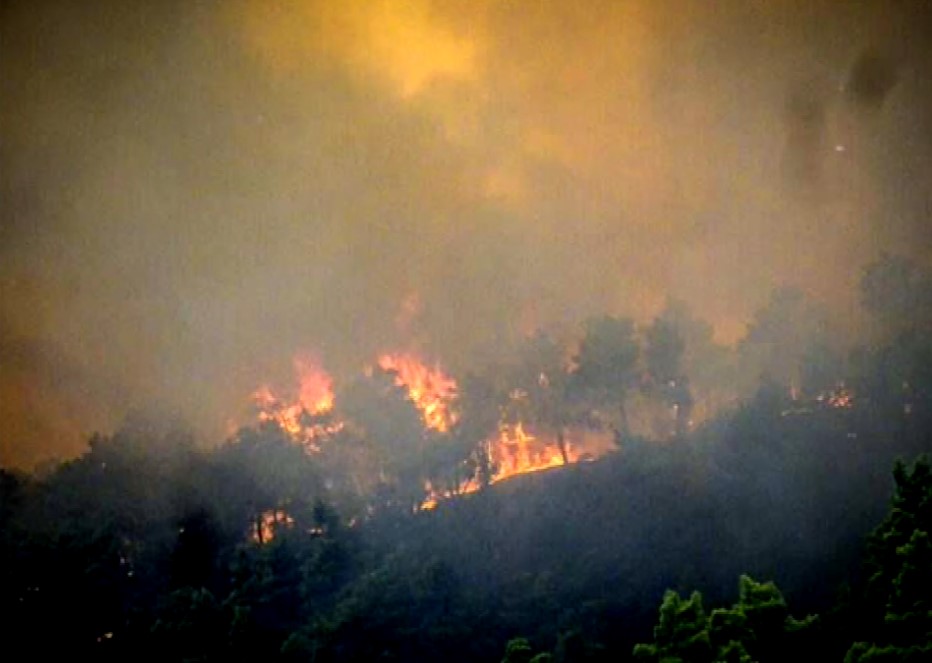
[2,0,931,468]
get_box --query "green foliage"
[715,575,817,662]
[848,456,932,660]
[634,576,817,663]
[634,590,711,663]
[2,292,932,663]
[503,637,536,663]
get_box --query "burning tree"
[333,367,435,513]
[504,331,590,465]
[246,341,621,513]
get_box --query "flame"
[489,423,615,483]
[294,354,335,413]
[490,422,567,482]
[817,383,854,409]
[421,423,615,509]
[377,352,458,431]
[251,508,295,544]
[245,348,615,512]
[252,354,334,440]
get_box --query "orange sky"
[1,0,930,467]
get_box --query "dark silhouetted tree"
[573,316,640,442]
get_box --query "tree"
[633,590,712,663]
[213,423,323,544]
[573,316,640,442]
[847,456,932,661]
[502,637,536,663]
[508,331,582,464]
[709,575,817,663]
[738,286,834,396]
[645,315,693,438]
[335,368,429,511]
[455,371,511,489]
[634,576,816,663]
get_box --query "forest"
[4,4,932,660]
[3,254,931,662]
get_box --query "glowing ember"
[377,352,458,431]
[251,508,295,544]
[817,384,854,409]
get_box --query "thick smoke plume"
[2,0,931,467]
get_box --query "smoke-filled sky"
[2,0,931,467]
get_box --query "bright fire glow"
[248,349,615,511]
[818,384,854,409]
[491,422,567,482]
[421,423,616,510]
[253,354,334,439]
[377,352,458,431]
[251,508,295,544]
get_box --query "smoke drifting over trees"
[2,0,932,467]
[3,4,932,658]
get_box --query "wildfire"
[251,508,295,544]
[818,384,854,409]
[253,354,334,440]
[377,352,458,431]
[420,423,616,510]
[247,349,615,512]
[491,422,564,481]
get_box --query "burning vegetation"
[248,343,620,513]
[4,0,932,659]
[237,277,880,519]
[229,249,932,529]
[3,254,931,662]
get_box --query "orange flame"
[421,423,616,509]
[246,348,615,511]
[251,508,295,544]
[490,422,566,482]
[293,354,335,413]
[253,354,334,439]
[377,352,458,431]
[817,383,854,409]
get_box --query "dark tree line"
[2,255,932,661]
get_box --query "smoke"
[2,0,931,467]
[846,51,899,111]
